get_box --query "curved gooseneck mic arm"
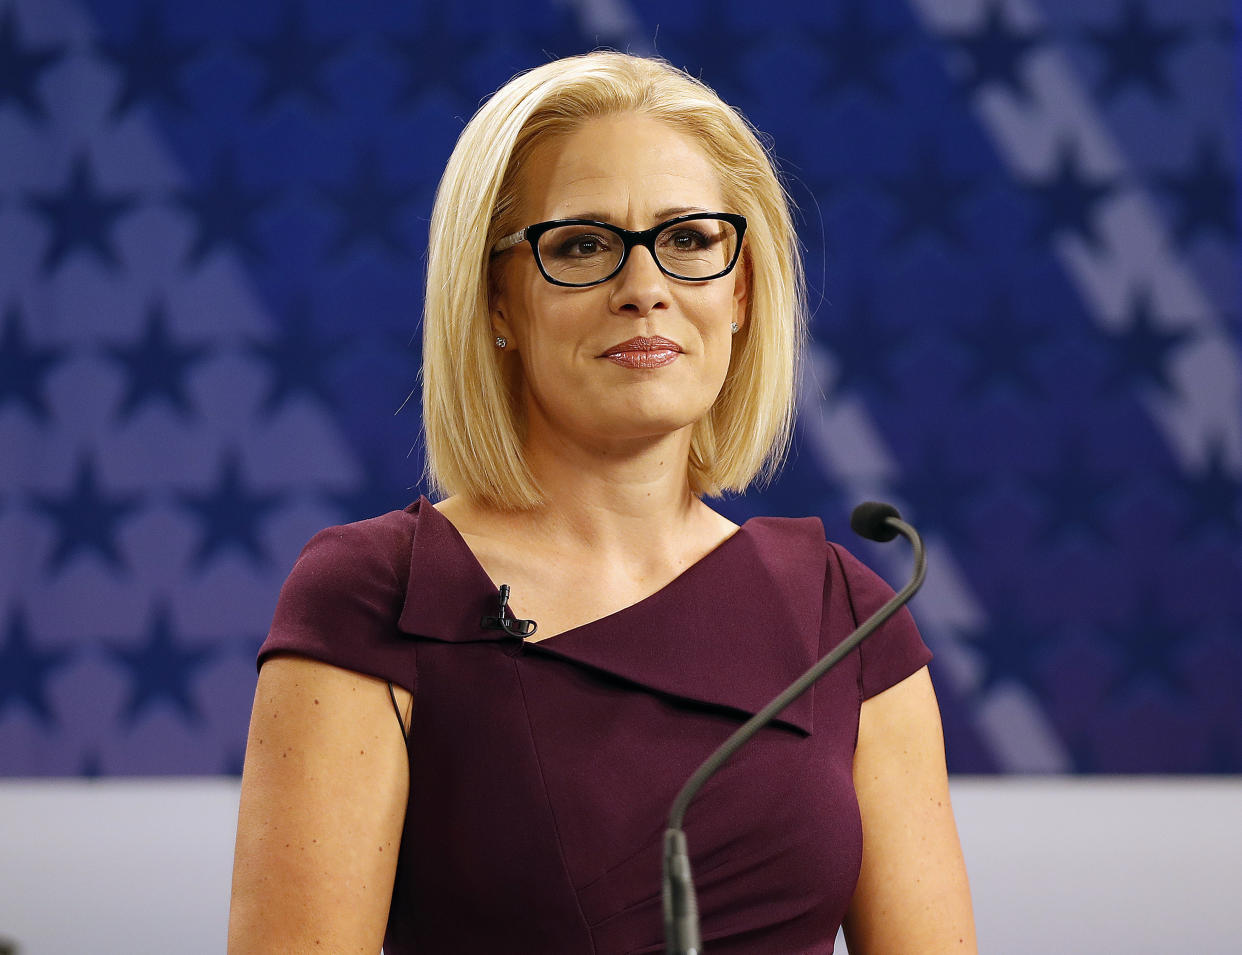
[662,502,926,955]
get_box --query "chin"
[598,403,712,441]
[531,381,720,445]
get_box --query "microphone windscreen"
[850,501,901,542]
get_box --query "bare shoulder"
[228,655,410,953]
[243,653,410,758]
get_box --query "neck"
[518,424,705,555]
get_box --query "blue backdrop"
[1,0,1239,776]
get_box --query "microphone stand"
[662,503,926,954]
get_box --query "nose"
[607,245,669,316]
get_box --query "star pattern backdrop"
[1,0,1239,776]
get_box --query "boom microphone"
[662,502,926,954]
[850,500,901,542]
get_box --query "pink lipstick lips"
[599,336,683,369]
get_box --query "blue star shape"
[0,6,66,122]
[107,603,214,726]
[31,455,143,574]
[660,7,757,103]
[1156,137,1238,244]
[1103,593,1190,699]
[890,442,986,541]
[1178,441,1242,541]
[25,154,139,274]
[822,289,901,402]
[95,5,203,118]
[319,149,419,261]
[810,0,906,102]
[387,8,487,108]
[178,450,285,569]
[0,303,67,420]
[0,607,73,726]
[961,598,1050,697]
[325,452,413,524]
[1083,1,1187,102]
[1027,437,1117,546]
[519,7,598,61]
[1026,144,1118,249]
[953,296,1050,398]
[247,300,343,415]
[943,5,1045,101]
[173,150,275,265]
[1099,292,1194,397]
[880,144,975,250]
[797,162,847,214]
[104,300,211,421]
[245,1,344,115]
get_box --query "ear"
[488,262,517,350]
[731,245,752,331]
[491,304,515,349]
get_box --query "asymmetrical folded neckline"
[398,497,829,734]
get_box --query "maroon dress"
[258,498,931,954]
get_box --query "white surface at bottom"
[0,777,1240,954]
[0,779,240,955]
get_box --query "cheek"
[512,302,597,398]
[705,297,744,384]
[695,289,742,347]
[520,301,580,360]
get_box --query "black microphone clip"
[480,583,538,639]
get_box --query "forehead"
[516,113,724,223]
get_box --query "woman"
[228,52,976,953]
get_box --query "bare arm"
[227,655,412,954]
[842,666,977,954]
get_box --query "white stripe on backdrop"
[1,778,1240,954]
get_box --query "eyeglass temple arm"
[492,228,528,254]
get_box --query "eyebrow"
[560,206,710,225]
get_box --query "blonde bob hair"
[422,51,806,508]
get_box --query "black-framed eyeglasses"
[491,212,747,288]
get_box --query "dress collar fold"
[398,498,827,735]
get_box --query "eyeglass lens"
[536,217,739,285]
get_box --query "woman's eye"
[555,234,609,257]
[664,229,713,251]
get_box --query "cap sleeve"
[826,542,932,700]
[258,509,418,693]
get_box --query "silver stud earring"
[495,336,507,349]
[730,322,739,334]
